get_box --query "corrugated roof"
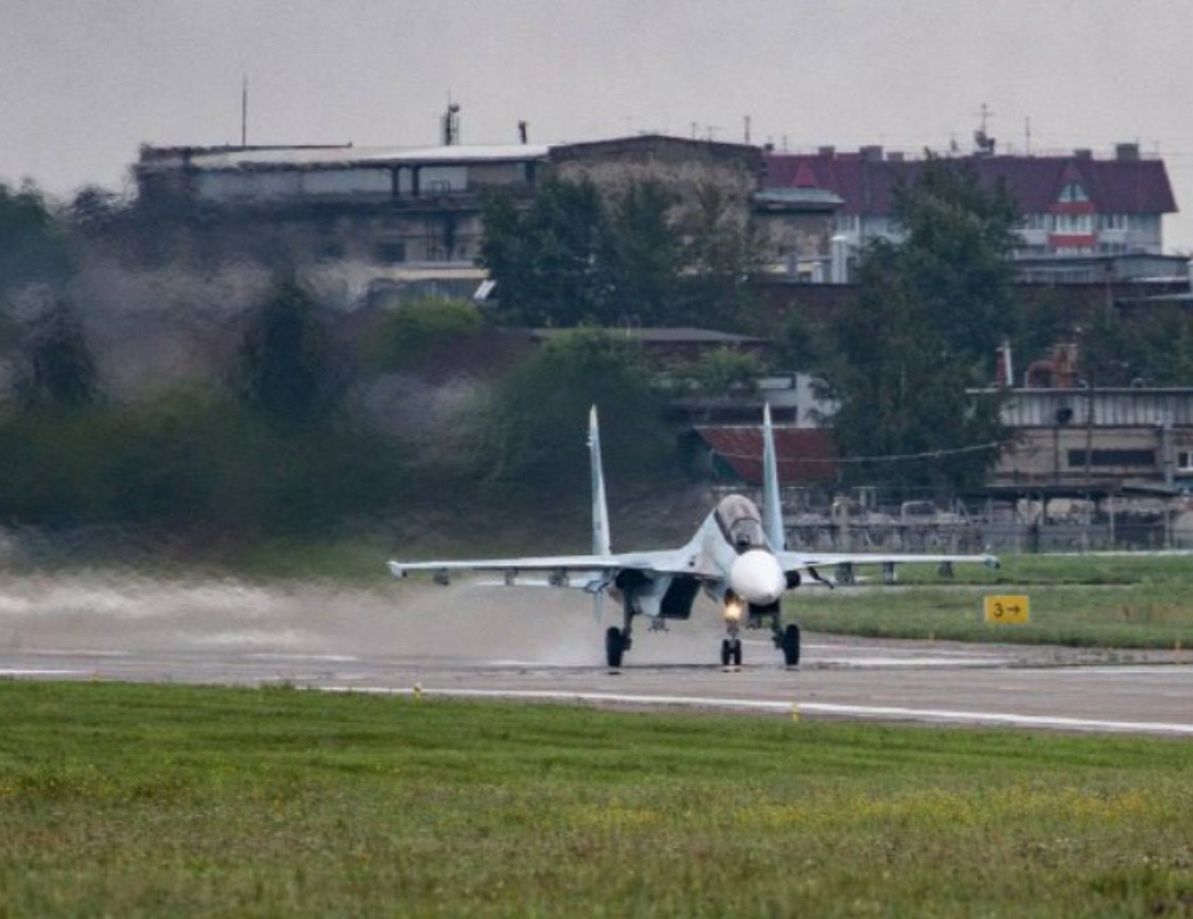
[764,153,1177,216]
[695,426,837,485]
[140,144,551,172]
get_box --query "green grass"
[0,681,1191,917]
[797,554,1193,648]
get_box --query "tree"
[16,298,97,408]
[0,181,70,292]
[479,176,757,330]
[890,155,1019,363]
[232,278,347,426]
[676,181,759,328]
[479,178,605,326]
[825,157,1015,492]
[484,329,670,488]
[362,296,483,372]
[596,180,681,325]
[682,348,765,396]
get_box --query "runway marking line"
[315,686,1193,736]
[0,668,88,677]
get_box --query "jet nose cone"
[730,550,786,606]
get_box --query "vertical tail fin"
[762,402,785,551]
[588,405,612,556]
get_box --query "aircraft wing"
[777,551,1000,573]
[388,548,709,582]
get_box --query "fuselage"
[608,494,786,623]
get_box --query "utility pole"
[743,114,751,144]
[241,74,248,147]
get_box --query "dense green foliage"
[233,278,348,427]
[0,682,1189,917]
[480,177,607,327]
[14,299,97,408]
[481,328,671,487]
[361,295,483,371]
[0,390,397,534]
[0,181,70,291]
[480,177,755,329]
[679,346,764,396]
[1082,302,1193,386]
[824,158,1015,490]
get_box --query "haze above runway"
[1,573,1189,736]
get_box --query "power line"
[712,441,1005,465]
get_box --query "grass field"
[797,554,1193,649]
[0,681,1190,917]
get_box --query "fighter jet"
[388,405,999,668]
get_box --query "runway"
[1,572,1190,736]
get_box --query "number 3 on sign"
[984,595,1030,624]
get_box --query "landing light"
[724,595,744,623]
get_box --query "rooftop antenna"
[743,114,752,144]
[441,97,461,145]
[973,103,996,156]
[690,121,698,140]
[705,124,719,141]
[240,74,248,147]
[518,120,528,144]
[1024,116,1032,155]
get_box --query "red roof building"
[762,144,1177,269]
[694,426,838,486]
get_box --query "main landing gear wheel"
[781,623,801,667]
[605,626,626,669]
[721,638,742,667]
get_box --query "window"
[1067,449,1156,468]
[1054,213,1092,234]
[1178,451,1193,472]
[1058,182,1089,203]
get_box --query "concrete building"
[130,131,762,304]
[971,385,1193,493]
[134,141,548,271]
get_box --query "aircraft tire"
[782,623,801,667]
[605,627,625,668]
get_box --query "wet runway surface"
[2,573,1191,736]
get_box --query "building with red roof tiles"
[760,144,1178,281]
[693,426,838,486]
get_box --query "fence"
[711,485,1193,554]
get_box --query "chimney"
[817,145,836,158]
[518,120,528,144]
[1115,142,1140,162]
[995,340,1014,388]
[1074,148,1092,160]
[860,145,883,162]
[830,235,849,284]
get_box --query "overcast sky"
[3,0,1193,251]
